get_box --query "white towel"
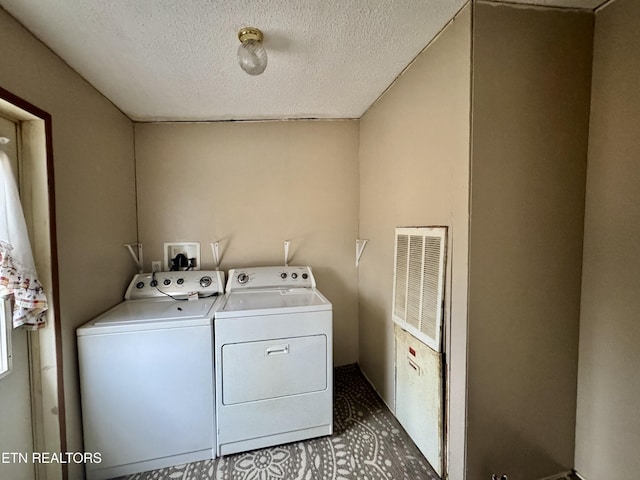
[0,150,48,329]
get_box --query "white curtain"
[0,150,48,329]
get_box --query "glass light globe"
[237,39,268,76]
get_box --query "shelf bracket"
[284,240,291,267]
[356,239,368,267]
[124,243,143,273]
[210,242,221,270]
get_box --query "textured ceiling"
[0,0,609,122]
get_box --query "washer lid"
[218,288,331,317]
[77,297,218,335]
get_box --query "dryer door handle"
[265,344,290,356]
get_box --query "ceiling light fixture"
[237,27,267,76]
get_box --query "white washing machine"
[215,266,333,456]
[77,270,225,480]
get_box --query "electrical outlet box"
[164,242,200,271]
[151,261,162,272]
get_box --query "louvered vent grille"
[393,235,409,319]
[406,236,424,329]
[392,227,447,352]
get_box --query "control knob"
[136,281,145,289]
[150,279,158,287]
[302,273,309,279]
[237,273,249,285]
[163,278,171,286]
[200,276,212,288]
[291,273,298,279]
[177,278,184,285]
[281,272,287,279]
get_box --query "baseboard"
[537,472,573,480]
[356,362,396,413]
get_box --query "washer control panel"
[125,270,225,300]
[226,266,315,292]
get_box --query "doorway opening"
[0,86,65,480]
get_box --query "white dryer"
[77,270,224,480]
[215,266,333,456]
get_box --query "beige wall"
[134,120,359,366]
[468,3,593,479]
[358,5,471,479]
[6,2,633,479]
[575,0,640,478]
[0,8,137,479]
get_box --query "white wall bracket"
[356,239,368,267]
[210,242,221,270]
[284,240,291,266]
[124,243,143,273]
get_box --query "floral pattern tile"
[114,364,439,480]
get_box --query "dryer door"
[221,334,327,405]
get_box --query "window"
[1,113,18,380]
[0,297,12,379]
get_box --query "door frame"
[0,85,66,480]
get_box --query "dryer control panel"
[226,266,316,292]
[125,270,225,300]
